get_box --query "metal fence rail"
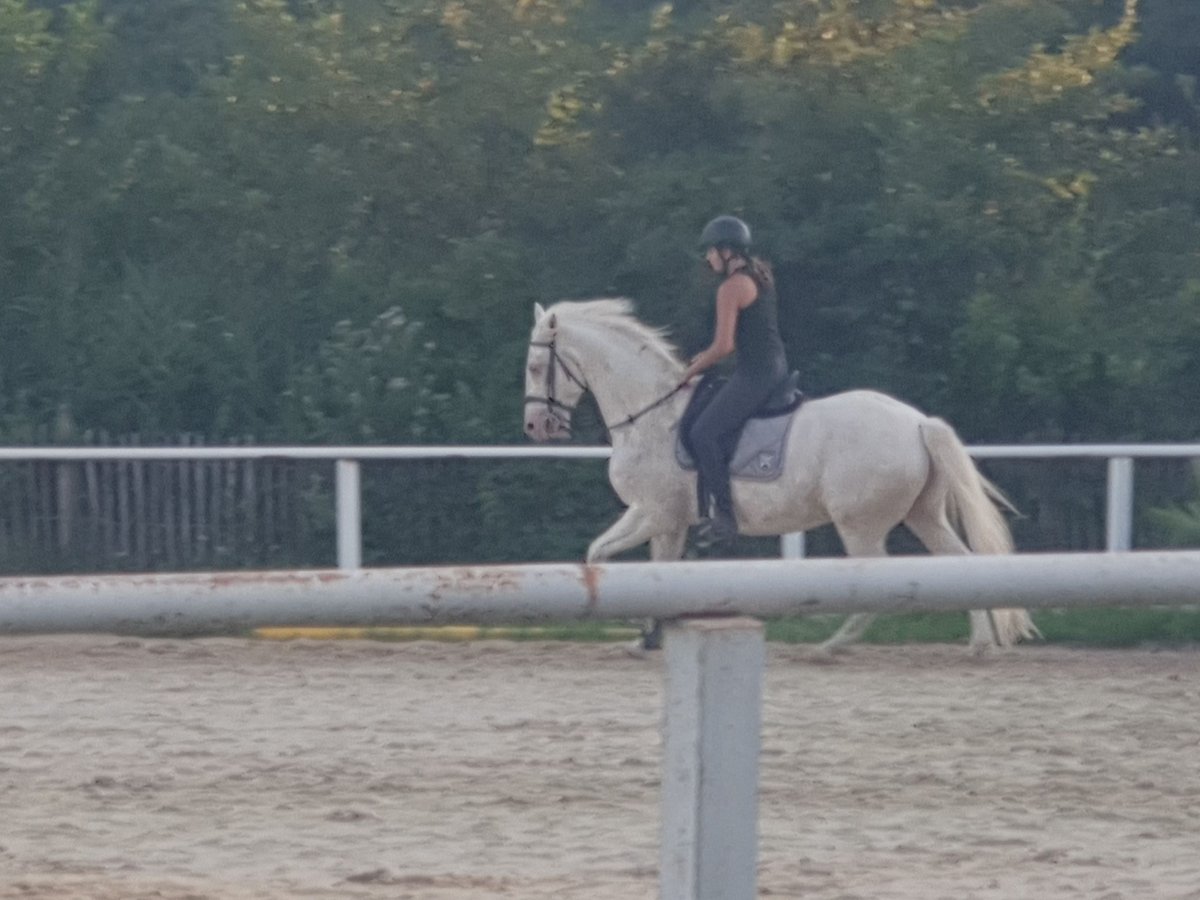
[1,550,1197,634]
[1,444,1198,568]
[2,550,1198,900]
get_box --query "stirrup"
[694,513,737,549]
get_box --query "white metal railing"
[0,443,1198,567]
[2,551,1199,900]
[3,550,1197,632]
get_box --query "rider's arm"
[681,273,757,383]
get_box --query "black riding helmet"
[698,215,751,252]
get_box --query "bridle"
[524,338,589,434]
[524,336,686,435]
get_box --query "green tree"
[2,0,1199,561]
[0,0,107,430]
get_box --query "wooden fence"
[0,438,330,572]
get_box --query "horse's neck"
[569,324,682,434]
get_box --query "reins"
[606,382,687,432]
[525,337,685,435]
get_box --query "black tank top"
[730,268,788,380]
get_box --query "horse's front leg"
[632,528,690,652]
[586,505,664,564]
[650,529,688,562]
[588,509,681,654]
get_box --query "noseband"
[524,339,588,429]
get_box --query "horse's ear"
[534,302,546,323]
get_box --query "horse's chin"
[524,426,572,443]
[525,413,572,442]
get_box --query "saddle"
[675,371,805,481]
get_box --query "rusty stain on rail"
[427,567,524,602]
[581,565,602,613]
[0,570,355,595]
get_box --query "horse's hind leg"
[904,508,997,653]
[819,612,875,652]
[817,525,890,653]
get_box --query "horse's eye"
[529,364,543,376]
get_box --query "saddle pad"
[675,410,797,482]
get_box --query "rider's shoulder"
[718,270,759,304]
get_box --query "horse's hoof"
[622,639,652,660]
[814,640,848,656]
[806,645,844,664]
[640,622,663,651]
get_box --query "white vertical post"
[335,459,362,570]
[780,531,805,559]
[1106,456,1134,553]
[660,617,764,900]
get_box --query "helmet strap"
[719,249,748,278]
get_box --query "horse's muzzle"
[524,408,571,442]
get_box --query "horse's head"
[524,302,587,442]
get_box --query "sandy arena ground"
[1,635,1199,899]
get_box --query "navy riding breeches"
[686,371,779,518]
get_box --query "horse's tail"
[918,417,1041,646]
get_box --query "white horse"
[522,298,1040,652]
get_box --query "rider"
[682,214,790,546]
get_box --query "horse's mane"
[545,298,682,367]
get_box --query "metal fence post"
[660,617,764,900]
[780,531,805,559]
[335,459,362,570]
[1106,456,1134,553]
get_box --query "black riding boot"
[700,505,737,548]
[696,476,738,549]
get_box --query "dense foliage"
[2,0,1198,563]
